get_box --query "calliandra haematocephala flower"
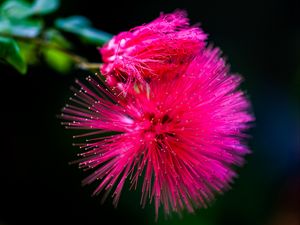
[99,10,207,93]
[61,46,254,218]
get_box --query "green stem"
[77,62,102,70]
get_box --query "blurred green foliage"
[0,36,26,72]
[55,15,112,45]
[1,0,60,18]
[43,48,72,74]
[0,0,112,74]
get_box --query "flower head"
[100,10,207,92]
[61,47,254,217]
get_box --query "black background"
[0,0,299,225]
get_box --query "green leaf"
[42,29,73,73]
[18,42,38,65]
[44,29,72,49]
[0,36,27,74]
[55,16,91,29]
[43,48,73,74]
[32,0,60,15]
[55,16,112,45]
[78,28,113,45]
[1,0,60,19]
[0,17,43,38]
[0,0,32,19]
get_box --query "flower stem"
[77,62,102,70]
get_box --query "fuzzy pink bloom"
[61,47,254,217]
[100,10,207,92]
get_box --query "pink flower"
[100,10,207,92]
[61,47,254,217]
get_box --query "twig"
[77,62,102,70]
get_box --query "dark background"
[0,0,299,225]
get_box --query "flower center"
[140,113,174,146]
